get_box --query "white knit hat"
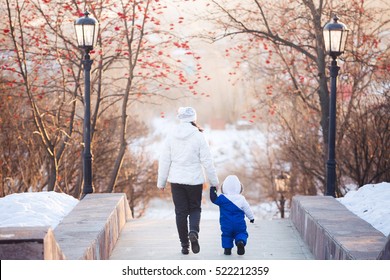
[177,107,197,123]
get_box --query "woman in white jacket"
[157,107,219,255]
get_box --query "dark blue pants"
[171,183,203,247]
[221,221,248,249]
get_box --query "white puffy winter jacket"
[157,122,219,188]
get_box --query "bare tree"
[202,0,390,194]
[340,98,390,188]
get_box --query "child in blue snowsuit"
[210,175,255,255]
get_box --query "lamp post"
[74,11,99,198]
[323,15,349,197]
[275,172,290,218]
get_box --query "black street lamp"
[74,11,99,198]
[274,172,290,219]
[323,15,349,197]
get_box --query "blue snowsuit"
[210,175,254,249]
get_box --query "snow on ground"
[337,182,390,236]
[207,124,267,170]
[0,191,78,229]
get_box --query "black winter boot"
[237,241,245,255]
[181,246,189,255]
[189,231,200,254]
[224,248,232,255]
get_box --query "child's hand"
[250,219,255,223]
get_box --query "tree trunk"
[106,82,131,193]
[46,157,57,192]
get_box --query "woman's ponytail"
[191,121,204,132]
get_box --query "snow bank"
[337,182,390,236]
[0,191,79,229]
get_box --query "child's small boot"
[237,241,245,255]
[224,248,232,255]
